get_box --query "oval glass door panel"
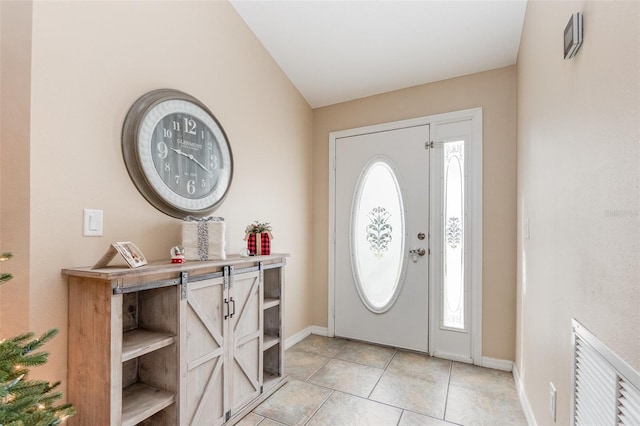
[351,158,406,313]
[443,141,465,330]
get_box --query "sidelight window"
[442,141,465,330]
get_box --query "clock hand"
[187,155,211,174]
[170,148,211,174]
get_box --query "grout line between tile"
[302,389,334,426]
[320,389,408,419]
[442,360,453,421]
[332,356,396,370]
[383,347,399,370]
[301,353,332,382]
[365,348,397,399]
[259,412,286,425]
[402,408,464,426]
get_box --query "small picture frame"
[93,242,148,269]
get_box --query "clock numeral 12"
[171,118,196,135]
[184,118,197,135]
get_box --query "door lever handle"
[409,248,426,256]
[409,248,426,263]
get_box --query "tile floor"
[238,335,527,426]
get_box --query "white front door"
[331,110,482,362]
[334,125,430,352]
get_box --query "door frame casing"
[328,107,483,365]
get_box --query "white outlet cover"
[83,209,103,237]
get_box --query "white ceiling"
[230,0,528,108]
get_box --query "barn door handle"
[230,297,236,318]
[224,298,229,320]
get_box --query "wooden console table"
[63,254,288,425]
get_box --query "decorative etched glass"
[443,141,465,329]
[351,159,405,312]
[366,207,393,259]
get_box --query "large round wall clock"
[122,89,233,218]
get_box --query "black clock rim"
[122,88,234,219]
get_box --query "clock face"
[122,90,233,218]
[148,111,221,199]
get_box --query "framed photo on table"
[93,242,147,269]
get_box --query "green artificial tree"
[0,253,76,425]
[0,252,13,284]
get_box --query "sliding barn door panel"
[181,277,226,426]
[228,270,262,414]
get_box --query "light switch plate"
[83,209,103,237]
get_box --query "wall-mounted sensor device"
[564,12,583,59]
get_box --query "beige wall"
[1,0,313,394]
[0,0,32,338]
[517,1,639,424]
[312,66,518,361]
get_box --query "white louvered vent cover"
[572,319,640,426]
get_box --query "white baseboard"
[481,356,513,371]
[513,364,536,426]
[284,327,312,350]
[310,325,328,337]
[284,325,329,350]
